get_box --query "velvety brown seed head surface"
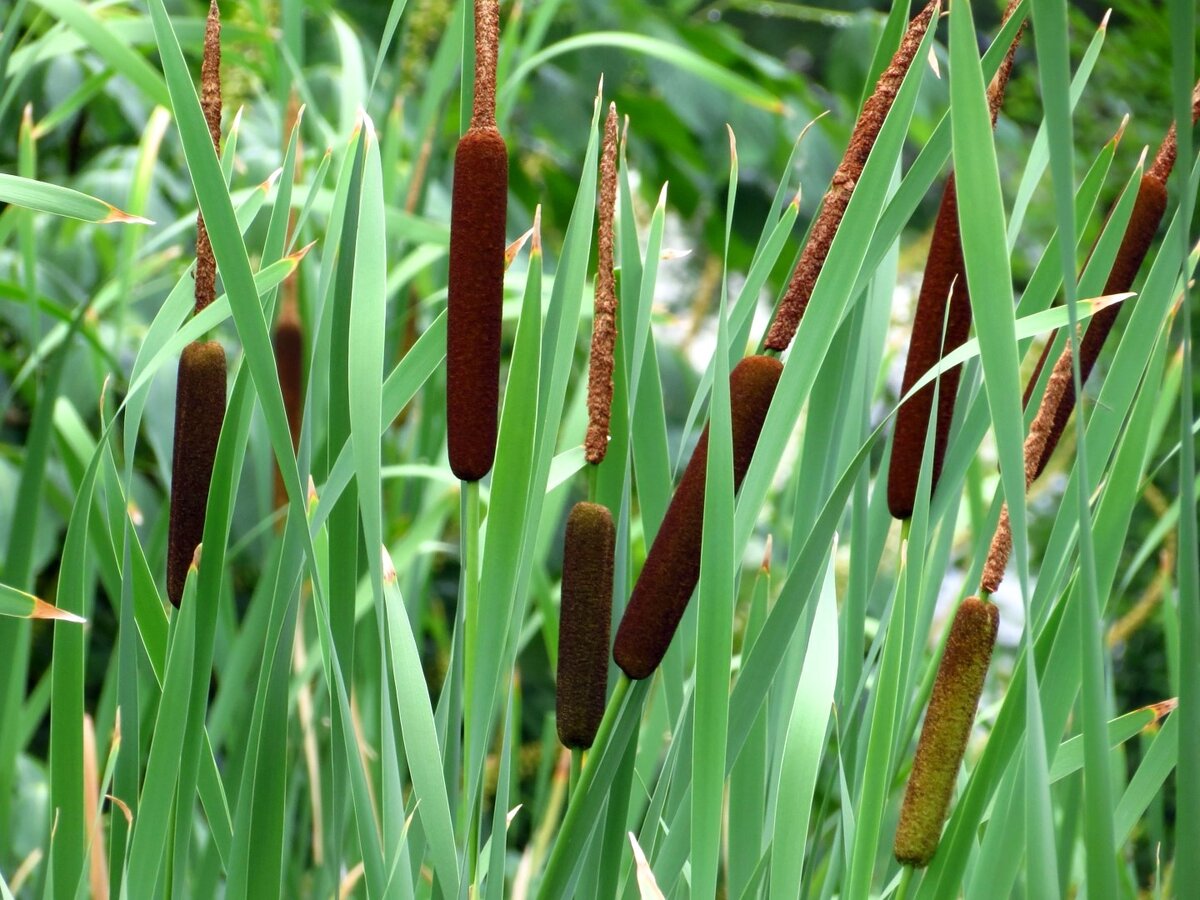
[471,0,500,129]
[272,307,304,510]
[193,0,222,314]
[556,502,616,748]
[585,103,620,465]
[447,127,508,481]
[1030,175,1168,480]
[167,340,227,607]
[763,0,937,351]
[613,355,783,680]
[894,597,998,867]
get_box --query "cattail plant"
[763,0,938,352]
[557,106,619,749]
[613,355,783,680]
[167,0,227,607]
[894,338,1075,866]
[273,92,304,513]
[446,0,508,482]
[556,502,615,749]
[1024,81,1200,480]
[888,2,1025,520]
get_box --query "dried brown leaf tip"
[167,340,227,607]
[887,3,1024,521]
[194,0,222,314]
[763,0,938,352]
[556,502,616,749]
[894,596,998,867]
[613,355,783,680]
[446,0,508,481]
[585,103,620,465]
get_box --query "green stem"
[538,674,632,898]
[895,864,915,900]
[462,480,483,890]
[569,749,583,796]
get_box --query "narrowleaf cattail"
[556,502,615,748]
[980,341,1074,594]
[888,4,1025,520]
[447,0,507,481]
[167,340,227,606]
[272,303,304,511]
[763,0,937,352]
[613,355,783,680]
[194,0,221,314]
[585,103,620,465]
[894,596,999,867]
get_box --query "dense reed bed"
[0,1,1195,898]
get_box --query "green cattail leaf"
[0,173,151,225]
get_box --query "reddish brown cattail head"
[556,502,616,748]
[763,0,937,351]
[167,340,227,607]
[613,355,783,680]
[194,0,222,314]
[585,103,620,465]
[446,126,508,481]
[888,8,1024,520]
[272,305,304,511]
[894,596,998,867]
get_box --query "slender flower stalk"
[585,103,620,465]
[167,0,226,606]
[888,2,1025,520]
[613,355,783,680]
[763,0,938,352]
[556,503,615,749]
[447,0,508,481]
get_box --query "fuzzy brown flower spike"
[167,341,227,606]
[447,0,508,481]
[556,502,616,748]
[980,340,1074,594]
[894,596,999,867]
[167,0,226,606]
[585,103,620,465]
[888,2,1025,520]
[1025,79,1200,481]
[763,0,937,352]
[614,355,783,679]
[274,92,304,513]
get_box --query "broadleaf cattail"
[1024,81,1199,480]
[167,340,227,606]
[584,103,620,465]
[447,0,508,481]
[894,596,999,867]
[763,0,937,352]
[613,355,783,680]
[167,0,224,606]
[980,340,1074,594]
[888,3,1024,520]
[556,502,615,748]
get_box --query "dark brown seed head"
[585,103,620,465]
[272,305,304,511]
[556,502,616,748]
[194,0,222,314]
[446,126,508,481]
[613,355,783,680]
[764,0,937,351]
[894,596,998,868]
[167,340,227,607]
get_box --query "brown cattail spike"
[194,0,222,314]
[273,306,304,509]
[585,103,620,465]
[888,5,1024,520]
[613,355,783,680]
[447,0,507,482]
[167,340,227,606]
[556,502,616,749]
[980,343,1074,593]
[763,0,937,352]
[894,596,999,867]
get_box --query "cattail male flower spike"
[585,103,620,465]
[613,355,783,680]
[556,502,616,749]
[447,0,508,481]
[894,596,998,867]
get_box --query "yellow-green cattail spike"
[894,596,998,867]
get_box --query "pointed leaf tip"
[32,597,87,624]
